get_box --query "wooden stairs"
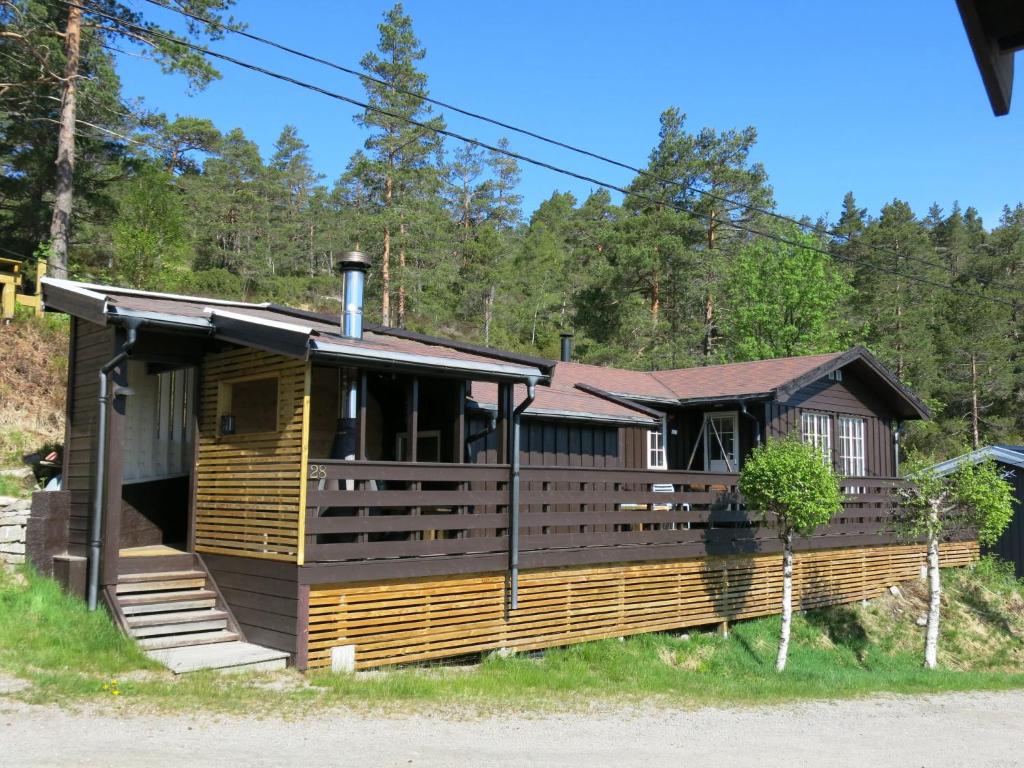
[106,552,288,674]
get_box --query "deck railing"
[303,460,912,565]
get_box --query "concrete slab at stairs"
[148,641,288,674]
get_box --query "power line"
[58,0,1020,309]
[136,0,1015,296]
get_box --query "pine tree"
[352,2,445,326]
[42,0,238,278]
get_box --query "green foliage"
[111,165,189,288]
[739,437,843,536]
[899,460,1015,546]
[721,223,852,360]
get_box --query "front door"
[704,411,739,473]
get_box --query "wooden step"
[119,589,217,615]
[127,609,228,630]
[130,617,229,638]
[122,597,218,615]
[137,630,240,651]
[116,576,206,594]
[118,570,206,584]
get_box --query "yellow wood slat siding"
[305,541,979,670]
[195,348,308,561]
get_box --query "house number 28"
[308,464,327,479]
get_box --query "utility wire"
[136,0,1016,295]
[59,0,1020,309]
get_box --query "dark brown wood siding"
[203,553,299,655]
[64,318,114,558]
[767,368,897,478]
[469,415,626,467]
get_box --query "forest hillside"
[1,1,1022,460]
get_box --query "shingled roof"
[470,362,661,425]
[474,348,928,422]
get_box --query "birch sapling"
[739,437,842,672]
[899,460,1014,669]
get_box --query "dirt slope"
[0,315,68,466]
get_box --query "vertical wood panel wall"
[64,318,113,558]
[195,348,309,562]
[305,541,978,670]
[767,369,896,478]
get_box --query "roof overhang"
[42,277,549,383]
[957,0,1024,115]
[311,340,546,382]
[930,445,1024,475]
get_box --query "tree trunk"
[776,530,794,672]
[970,354,980,450]
[48,3,82,280]
[651,272,660,325]
[483,284,495,345]
[381,175,393,326]
[702,290,715,360]
[924,521,941,670]
[398,221,407,327]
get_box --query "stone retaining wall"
[1,491,69,575]
[0,499,31,566]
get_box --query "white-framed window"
[647,428,667,470]
[800,411,832,461]
[838,416,866,477]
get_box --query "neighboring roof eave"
[774,346,932,420]
[930,445,1024,476]
[673,393,774,409]
[573,383,668,419]
[466,399,657,426]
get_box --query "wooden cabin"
[34,263,979,673]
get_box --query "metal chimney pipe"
[559,332,573,363]
[336,250,371,340]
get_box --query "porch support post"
[100,345,127,586]
[357,371,367,461]
[407,377,420,534]
[407,376,419,462]
[453,381,466,463]
[496,383,511,464]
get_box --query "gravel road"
[4,690,1023,767]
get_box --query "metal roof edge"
[312,340,545,381]
[930,445,1024,475]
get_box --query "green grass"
[2,558,1024,715]
[0,473,31,498]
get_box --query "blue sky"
[114,1,1024,227]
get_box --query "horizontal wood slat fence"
[304,460,916,566]
[305,540,979,670]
